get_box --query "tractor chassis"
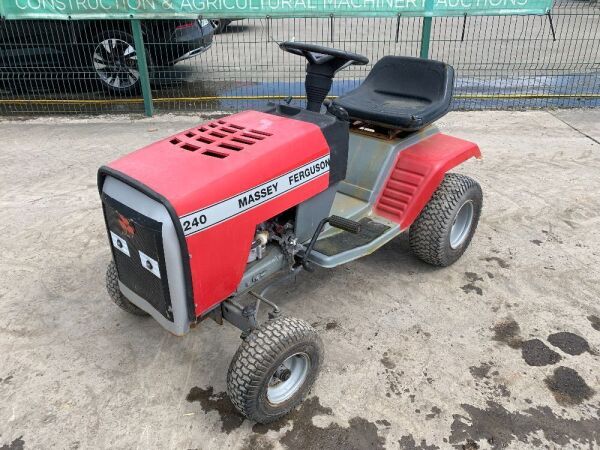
[205,267,297,336]
[206,211,363,336]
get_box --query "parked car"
[0,19,214,95]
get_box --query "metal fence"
[0,0,598,116]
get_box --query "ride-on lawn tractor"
[98,42,482,423]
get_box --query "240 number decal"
[182,214,207,232]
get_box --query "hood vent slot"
[196,136,214,144]
[218,142,243,151]
[249,129,272,137]
[242,132,265,141]
[232,137,255,145]
[181,143,199,152]
[203,150,228,159]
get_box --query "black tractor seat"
[332,56,454,132]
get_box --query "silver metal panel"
[310,127,441,268]
[338,133,393,202]
[315,192,370,240]
[295,184,338,243]
[103,176,190,336]
[339,126,440,204]
[236,246,287,294]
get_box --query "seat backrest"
[364,56,454,103]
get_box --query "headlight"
[199,19,210,27]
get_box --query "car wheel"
[211,19,231,34]
[92,30,150,96]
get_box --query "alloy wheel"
[93,38,140,90]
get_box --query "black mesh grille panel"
[102,194,173,321]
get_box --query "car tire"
[106,261,149,316]
[92,30,150,96]
[227,316,323,424]
[409,173,483,267]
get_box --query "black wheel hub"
[274,367,292,382]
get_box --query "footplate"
[313,217,390,257]
[308,215,400,268]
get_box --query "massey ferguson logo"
[117,213,135,237]
[180,155,330,237]
[237,182,279,209]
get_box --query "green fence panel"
[0,0,553,20]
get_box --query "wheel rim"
[450,200,474,249]
[267,352,310,405]
[93,38,140,89]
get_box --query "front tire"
[409,173,482,266]
[106,261,149,316]
[227,316,323,423]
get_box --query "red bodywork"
[107,111,479,319]
[375,133,481,229]
[108,110,331,317]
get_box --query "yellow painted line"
[0,98,144,105]
[1,93,599,106]
[455,93,600,99]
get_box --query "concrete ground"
[1,109,599,450]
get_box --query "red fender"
[374,133,481,229]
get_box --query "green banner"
[0,0,553,20]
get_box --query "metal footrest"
[313,217,390,257]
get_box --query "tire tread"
[106,261,149,316]
[409,173,482,266]
[227,316,322,423]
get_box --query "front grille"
[102,194,173,321]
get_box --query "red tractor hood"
[107,110,330,220]
[103,110,332,316]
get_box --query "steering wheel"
[279,41,369,112]
[279,41,369,70]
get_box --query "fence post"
[420,0,434,59]
[420,17,432,58]
[130,18,154,117]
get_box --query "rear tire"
[106,261,149,316]
[227,316,323,423]
[409,173,482,267]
